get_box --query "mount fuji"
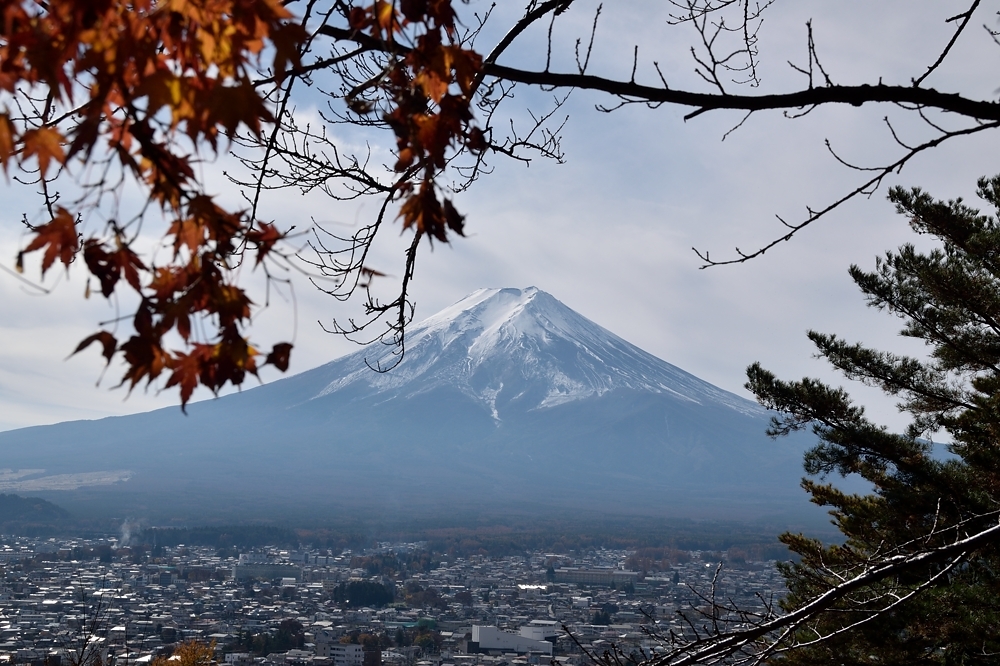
[0,288,819,524]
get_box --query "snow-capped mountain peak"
[313,287,763,419]
[409,287,581,353]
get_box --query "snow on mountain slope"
[313,287,764,419]
[0,286,825,524]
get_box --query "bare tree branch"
[693,120,1000,267]
[582,514,1000,666]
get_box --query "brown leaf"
[83,239,147,296]
[164,347,207,409]
[415,69,449,104]
[398,182,448,243]
[212,284,253,326]
[67,113,102,161]
[265,342,293,371]
[21,208,79,276]
[168,218,206,255]
[206,79,274,140]
[400,0,428,23]
[118,331,171,391]
[449,47,483,95]
[466,127,486,153]
[245,222,284,266]
[443,198,465,236]
[21,127,66,177]
[347,96,376,115]
[349,7,371,30]
[0,113,16,171]
[188,195,242,247]
[73,331,118,365]
[270,22,307,84]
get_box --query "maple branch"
[469,0,576,95]
[250,70,297,224]
[362,227,422,374]
[310,161,420,339]
[484,68,1000,122]
[913,0,981,87]
[252,46,370,88]
[320,24,1000,123]
[693,119,1000,267]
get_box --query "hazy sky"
[2,1,998,433]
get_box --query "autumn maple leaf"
[18,208,79,276]
[21,127,66,177]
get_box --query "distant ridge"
[0,493,71,532]
[0,288,820,526]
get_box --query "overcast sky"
[2,0,998,433]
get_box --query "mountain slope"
[311,287,761,417]
[0,288,819,524]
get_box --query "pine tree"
[745,176,1000,663]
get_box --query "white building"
[317,641,364,666]
[232,552,303,581]
[553,568,638,587]
[519,620,559,643]
[469,626,553,656]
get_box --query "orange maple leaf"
[0,114,16,171]
[164,346,208,409]
[21,127,66,177]
[415,70,449,104]
[374,1,400,36]
[19,208,79,276]
[168,218,206,256]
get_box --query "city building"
[467,626,553,656]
